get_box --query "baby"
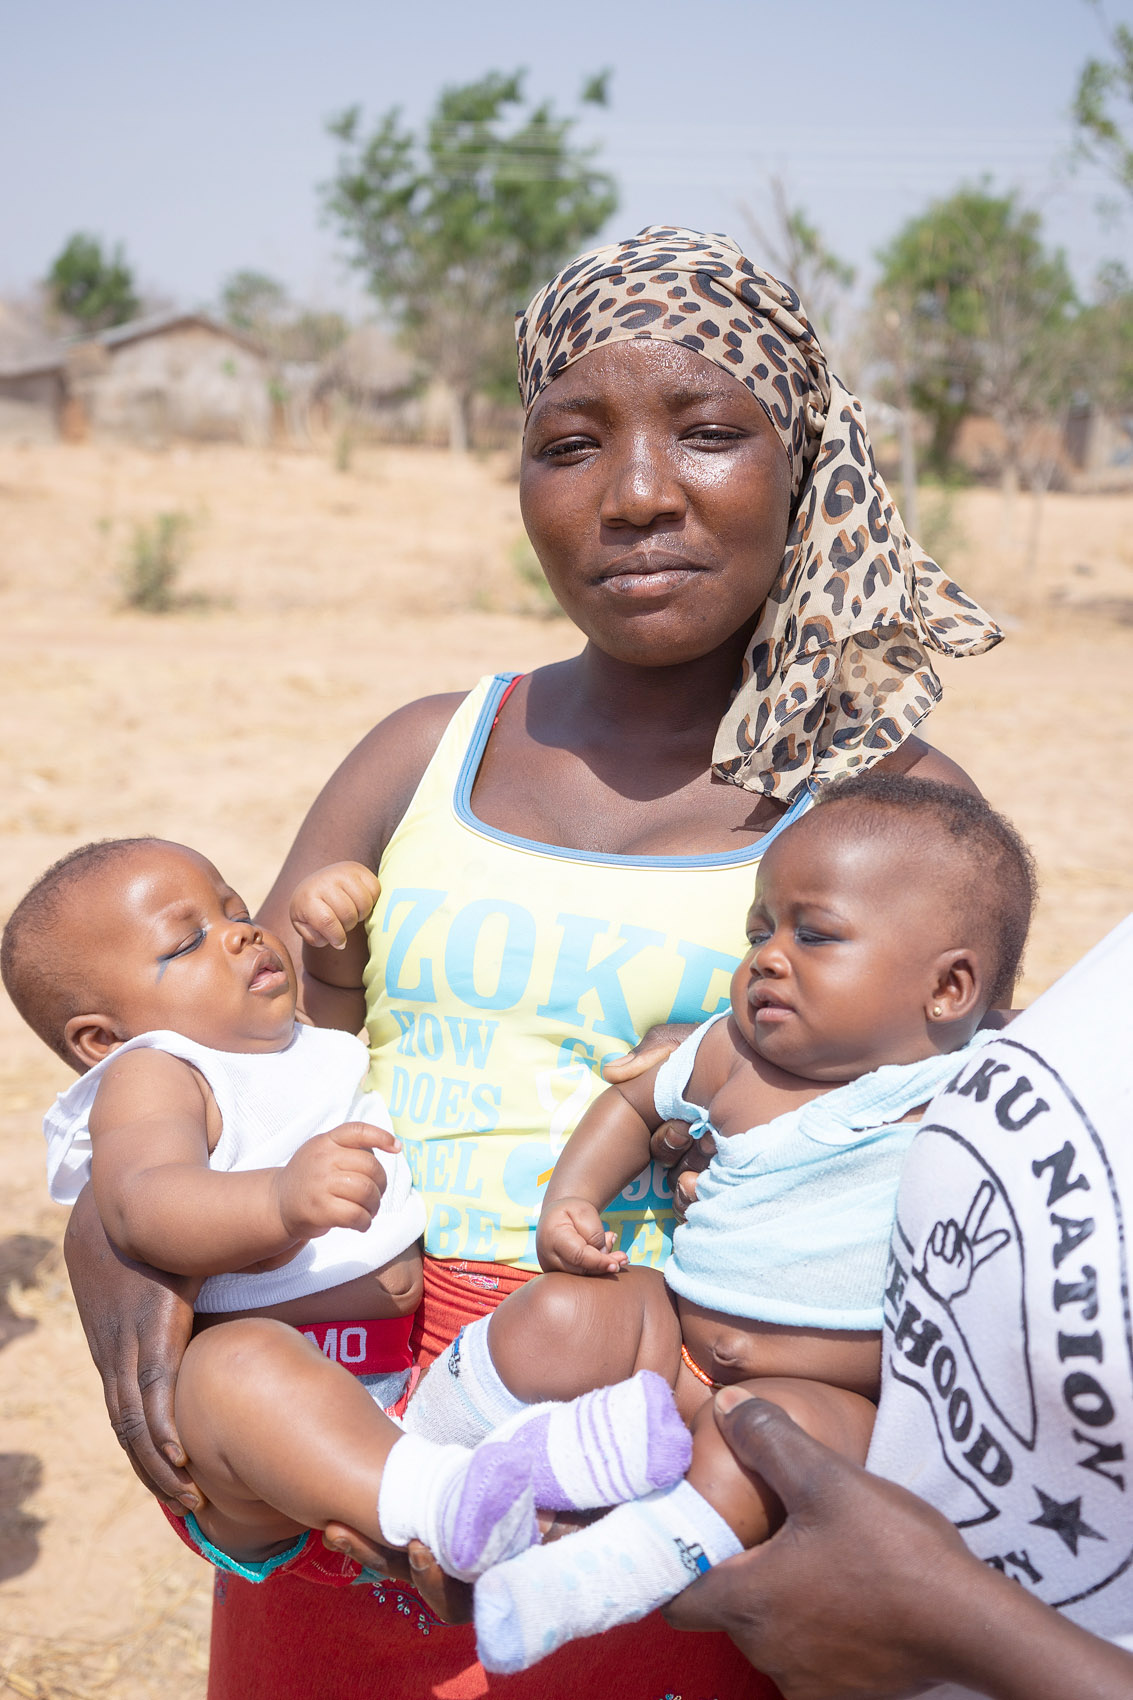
[394,773,1038,1671]
[0,838,690,1589]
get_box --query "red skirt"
[207,1257,779,1700]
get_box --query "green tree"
[220,271,349,362]
[220,269,289,335]
[46,233,139,332]
[1070,262,1133,412]
[1073,2,1133,198]
[322,70,617,450]
[873,186,1076,476]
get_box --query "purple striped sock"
[478,1370,691,1511]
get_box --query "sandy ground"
[0,438,1130,1698]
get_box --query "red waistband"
[296,1312,414,1376]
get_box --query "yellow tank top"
[364,675,811,1271]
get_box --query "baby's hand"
[274,1122,401,1239]
[290,862,381,951]
[537,1199,629,1276]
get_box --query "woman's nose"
[600,436,686,530]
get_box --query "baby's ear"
[927,949,983,1025]
[63,1015,125,1072]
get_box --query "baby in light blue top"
[655,1009,994,1332]
[399,772,1039,1674]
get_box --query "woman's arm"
[665,1391,1133,1700]
[258,693,467,993]
[289,860,382,1034]
[64,1185,202,1508]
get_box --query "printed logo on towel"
[882,1040,1133,1607]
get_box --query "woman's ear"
[926,949,983,1026]
[63,1015,125,1071]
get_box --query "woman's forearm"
[64,1184,201,1508]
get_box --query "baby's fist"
[537,1199,628,1277]
[290,861,381,951]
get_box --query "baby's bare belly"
[678,1296,882,1401]
[193,1247,423,1333]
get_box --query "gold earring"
[932,1004,943,1018]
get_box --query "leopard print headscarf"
[516,226,1002,804]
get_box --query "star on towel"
[1029,1487,1105,1556]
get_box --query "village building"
[0,312,270,445]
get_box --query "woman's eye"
[685,426,743,447]
[540,436,596,461]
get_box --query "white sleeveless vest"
[44,1023,425,1312]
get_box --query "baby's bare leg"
[687,1375,876,1547]
[175,1319,401,1564]
[487,1267,683,1401]
[175,1318,564,1582]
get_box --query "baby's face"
[71,843,297,1059]
[730,814,966,1083]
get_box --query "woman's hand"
[664,1389,1133,1700]
[602,1023,691,1085]
[64,1185,202,1510]
[321,1507,593,1625]
[322,1527,475,1623]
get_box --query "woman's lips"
[597,552,703,596]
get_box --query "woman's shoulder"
[875,735,980,795]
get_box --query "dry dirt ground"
[0,439,1130,1699]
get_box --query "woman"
[64,227,1000,1700]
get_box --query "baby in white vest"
[0,837,694,1589]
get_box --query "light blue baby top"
[656,1015,997,1330]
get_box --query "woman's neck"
[548,629,753,753]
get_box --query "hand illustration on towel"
[919,1180,1010,1304]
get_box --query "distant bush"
[121,512,192,612]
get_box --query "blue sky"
[1,0,1126,314]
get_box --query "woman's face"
[520,339,792,667]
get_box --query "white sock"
[377,1431,536,1582]
[474,1480,742,1674]
[403,1317,524,1447]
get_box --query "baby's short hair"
[1,838,155,1066]
[813,773,1037,1006]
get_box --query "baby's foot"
[434,1445,537,1581]
[378,1433,538,1583]
[475,1481,741,1673]
[485,1368,692,1511]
